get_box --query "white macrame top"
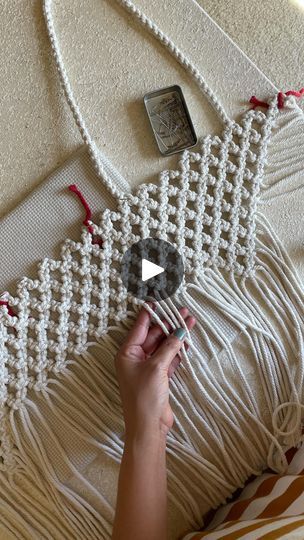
[0,0,295,470]
[1,4,304,540]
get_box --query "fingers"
[123,304,153,348]
[142,307,189,355]
[151,326,188,371]
[168,315,196,378]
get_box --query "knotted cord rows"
[0,101,278,420]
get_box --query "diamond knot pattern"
[0,102,278,436]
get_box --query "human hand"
[115,306,196,440]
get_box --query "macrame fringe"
[1,216,303,538]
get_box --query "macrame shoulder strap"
[116,0,232,126]
[43,0,232,199]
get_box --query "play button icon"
[142,259,164,282]
[121,238,184,301]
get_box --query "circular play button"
[121,238,184,302]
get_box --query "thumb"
[151,328,187,371]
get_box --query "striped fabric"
[184,443,304,539]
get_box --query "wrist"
[125,422,168,448]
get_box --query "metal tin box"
[144,85,197,155]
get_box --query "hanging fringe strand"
[1,215,302,538]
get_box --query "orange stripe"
[223,447,301,523]
[215,516,303,539]
[189,516,297,539]
[258,476,304,518]
[260,517,304,539]
[224,474,281,522]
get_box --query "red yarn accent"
[0,301,17,318]
[68,184,103,247]
[277,91,285,109]
[249,96,269,109]
[285,88,304,98]
[68,184,92,226]
[250,87,304,110]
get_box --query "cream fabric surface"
[1,0,304,219]
[0,1,303,539]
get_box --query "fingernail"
[174,328,186,341]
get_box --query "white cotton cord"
[21,402,111,533]
[172,374,218,452]
[258,248,304,316]
[256,236,304,311]
[183,289,263,414]
[152,300,175,329]
[255,270,303,385]
[237,275,295,369]
[11,412,99,540]
[68,355,119,400]
[170,369,212,450]
[42,0,232,205]
[114,0,232,127]
[5,478,69,539]
[0,481,40,538]
[168,444,237,508]
[46,379,123,450]
[19,404,111,539]
[171,341,266,479]
[0,496,36,540]
[43,391,121,487]
[167,465,204,525]
[197,272,300,424]
[272,402,304,438]
[180,290,266,427]
[254,238,303,396]
[255,272,301,353]
[178,287,293,471]
[42,388,123,462]
[75,353,122,408]
[257,212,304,296]
[203,279,274,340]
[170,376,227,463]
[168,437,235,493]
[166,296,193,342]
[0,512,24,540]
[0,480,54,540]
[42,0,124,201]
[166,472,202,529]
[4,474,73,540]
[190,276,273,339]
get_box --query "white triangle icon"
[141,259,164,282]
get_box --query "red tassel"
[68,184,103,247]
[249,96,269,109]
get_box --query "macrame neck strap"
[43,0,232,200]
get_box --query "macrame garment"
[0,1,304,539]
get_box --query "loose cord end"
[68,184,103,246]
